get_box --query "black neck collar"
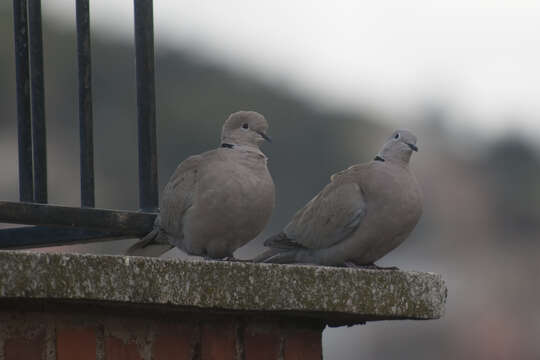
[221,143,234,149]
[374,155,385,162]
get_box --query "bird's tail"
[252,232,304,263]
[263,232,302,249]
[252,248,300,263]
[126,217,173,257]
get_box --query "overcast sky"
[44,0,540,137]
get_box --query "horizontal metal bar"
[76,0,95,208]
[13,0,34,202]
[0,201,156,235]
[134,0,159,211]
[28,0,47,204]
[0,226,128,249]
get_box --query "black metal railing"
[0,0,159,248]
[76,0,95,208]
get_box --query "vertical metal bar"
[13,0,34,202]
[28,0,47,203]
[134,0,158,211]
[76,0,95,207]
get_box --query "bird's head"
[376,129,418,164]
[221,111,271,148]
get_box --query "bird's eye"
[394,133,400,139]
[242,123,249,129]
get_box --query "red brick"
[5,332,45,360]
[105,336,143,360]
[153,323,196,360]
[244,326,280,360]
[57,327,96,360]
[201,321,236,360]
[284,330,322,360]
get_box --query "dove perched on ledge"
[128,111,275,259]
[256,130,422,268]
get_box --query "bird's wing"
[282,175,366,250]
[158,152,208,237]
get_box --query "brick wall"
[0,251,446,359]
[0,309,323,360]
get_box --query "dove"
[256,129,422,268]
[128,111,275,259]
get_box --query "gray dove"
[256,129,422,268]
[128,111,275,259]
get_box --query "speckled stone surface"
[0,250,446,326]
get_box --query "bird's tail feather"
[253,249,300,264]
[252,231,306,263]
[263,232,304,249]
[126,227,173,257]
[252,248,300,263]
[252,248,280,262]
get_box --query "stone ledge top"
[0,250,446,326]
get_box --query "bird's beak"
[257,131,272,143]
[407,143,418,152]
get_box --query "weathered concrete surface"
[0,250,446,326]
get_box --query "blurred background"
[1,1,540,358]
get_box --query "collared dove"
[128,111,275,259]
[256,130,422,268]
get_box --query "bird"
[128,111,275,259]
[255,129,422,268]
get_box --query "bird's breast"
[197,160,274,220]
[363,166,422,229]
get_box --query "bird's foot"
[345,262,399,271]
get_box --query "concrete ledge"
[0,250,446,326]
